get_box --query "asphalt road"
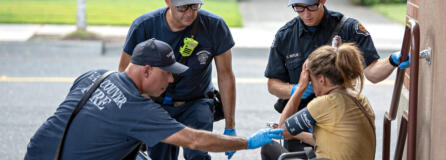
[0,41,398,160]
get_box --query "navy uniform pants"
[149,98,214,160]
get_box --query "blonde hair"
[306,43,365,93]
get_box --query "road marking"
[214,78,395,85]
[0,75,395,85]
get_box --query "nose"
[301,9,311,17]
[184,9,194,16]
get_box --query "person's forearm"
[192,130,248,152]
[118,51,131,72]
[294,132,315,146]
[218,72,236,129]
[163,128,248,152]
[267,78,293,99]
[279,86,304,126]
[364,58,396,83]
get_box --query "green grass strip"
[0,0,242,27]
[371,3,406,24]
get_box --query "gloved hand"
[247,128,284,149]
[290,82,314,99]
[224,128,237,159]
[391,51,411,69]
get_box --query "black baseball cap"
[171,0,204,6]
[131,38,189,74]
[288,0,317,6]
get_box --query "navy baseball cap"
[131,38,189,74]
[171,0,204,6]
[288,0,317,6]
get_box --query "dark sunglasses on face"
[292,2,320,13]
[176,4,202,12]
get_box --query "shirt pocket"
[285,57,305,83]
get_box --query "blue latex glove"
[224,128,237,159]
[391,51,411,69]
[290,82,314,99]
[247,128,284,149]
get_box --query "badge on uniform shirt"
[355,23,370,36]
[196,50,211,65]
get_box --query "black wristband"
[388,55,398,67]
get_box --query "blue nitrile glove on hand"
[391,51,411,69]
[291,82,314,99]
[224,128,237,159]
[247,128,284,149]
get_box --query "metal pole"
[389,26,411,120]
[394,111,409,160]
[76,0,87,31]
[383,112,391,160]
[407,18,420,160]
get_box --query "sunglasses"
[292,2,321,13]
[176,4,202,12]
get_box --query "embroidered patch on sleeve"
[355,23,370,36]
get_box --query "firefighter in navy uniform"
[263,0,410,156]
[118,0,237,159]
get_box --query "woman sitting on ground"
[261,43,376,160]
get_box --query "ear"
[320,0,326,5]
[144,65,152,78]
[319,75,327,86]
[166,0,172,8]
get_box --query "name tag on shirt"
[286,53,300,59]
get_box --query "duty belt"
[152,91,214,107]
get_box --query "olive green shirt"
[308,92,375,160]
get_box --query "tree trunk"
[76,0,87,31]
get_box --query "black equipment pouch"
[207,89,225,122]
[273,94,315,113]
[274,99,289,113]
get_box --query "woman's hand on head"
[297,61,310,92]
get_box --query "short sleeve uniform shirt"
[265,6,380,84]
[25,70,185,160]
[123,8,235,100]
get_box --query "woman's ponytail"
[335,43,365,93]
[307,43,365,93]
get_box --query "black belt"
[152,92,213,107]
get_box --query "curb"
[0,41,104,56]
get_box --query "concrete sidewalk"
[0,0,404,50]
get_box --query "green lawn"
[371,3,406,24]
[0,0,242,27]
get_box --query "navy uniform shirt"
[25,70,185,160]
[265,6,380,84]
[123,7,235,100]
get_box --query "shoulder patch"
[355,23,370,36]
